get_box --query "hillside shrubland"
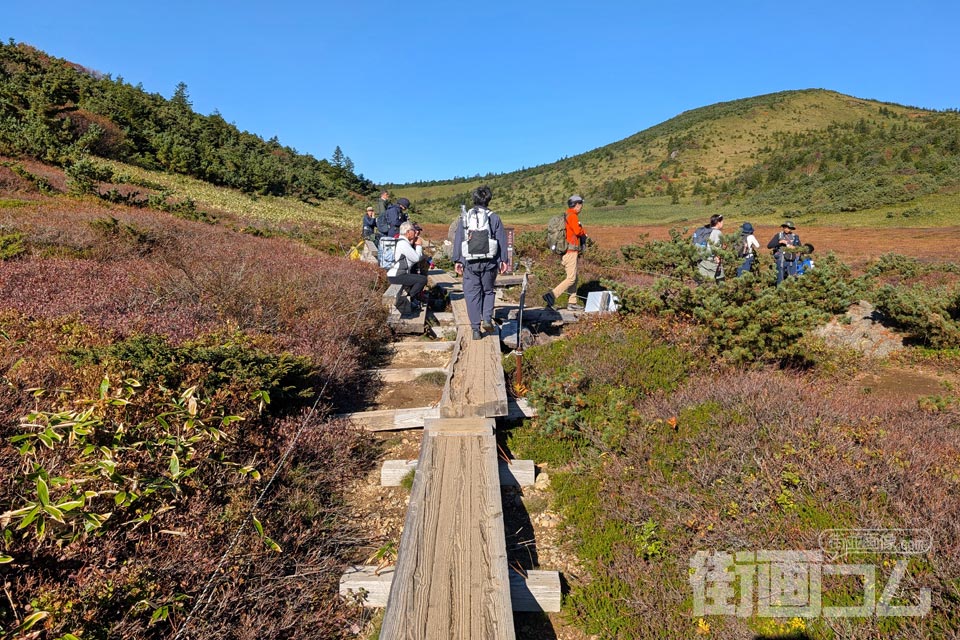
[502,219,960,638]
[511,314,960,639]
[0,176,388,638]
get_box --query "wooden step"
[380,458,535,487]
[340,565,561,612]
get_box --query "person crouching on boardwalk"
[388,221,428,315]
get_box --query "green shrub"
[68,333,318,415]
[524,317,693,448]
[0,232,26,260]
[65,156,114,195]
[615,245,861,363]
[873,284,960,348]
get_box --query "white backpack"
[460,206,498,261]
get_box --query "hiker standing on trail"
[376,190,391,217]
[543,195,587,310]
[693,214,725,283]
[453,185,509,340]
[381,197,410,238]
[767,220,801,284]
[362,205,377,241]
[735,222,760,277]
[388,221,427,314]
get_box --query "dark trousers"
[736,254,755,277]
[774,254,798,284]
[389,273,427,300]
[463,260,498,329]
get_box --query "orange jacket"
[565,208,585,251]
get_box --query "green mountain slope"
[394,90,960,227]
[0,41,376,213]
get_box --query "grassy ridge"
[392,90,960,228]
[98,159,359,226]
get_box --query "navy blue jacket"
[382,204,407,237]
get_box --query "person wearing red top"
[543,194,587,310]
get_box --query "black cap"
[397,197,411,208]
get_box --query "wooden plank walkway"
[378,270,518,640]
[438,293,509,418]
[379,418,515,639]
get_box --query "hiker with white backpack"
[453,185,510,340]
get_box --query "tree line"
[0,41,375,202]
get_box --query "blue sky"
[5,1,958,185]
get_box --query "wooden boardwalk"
[378,277,517,639]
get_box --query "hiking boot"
[472,328,483,340]
[542,292,555,308]
[481,320,495,332]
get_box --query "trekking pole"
[514,273,528,390]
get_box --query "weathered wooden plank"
[365,367,447,383]
[383,283,404,308]
[425,417,494,437]
[340,565,394,607]
[336,399,532,433]
[391,340,455,353]
[381,458,535,487]
[492,274,526,288]
[379,432,515,639]
[430,311,456,325]
[508,569,561,613]
[507,397,537,419]
[427,269,460,288]
[494,306,580,324]
[387,306,427,334]
[438,294,509,419]
[336,405,440,431]
[340,566,560,612]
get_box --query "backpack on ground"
[460,205,498,261]
[378,236,398,269]
[546,213,567,255]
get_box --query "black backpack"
[376,209,391,235]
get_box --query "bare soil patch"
[382,347,451,369]
[420,222,960,271]
[856,367,953,400]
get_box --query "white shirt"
[387,236,422,277]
